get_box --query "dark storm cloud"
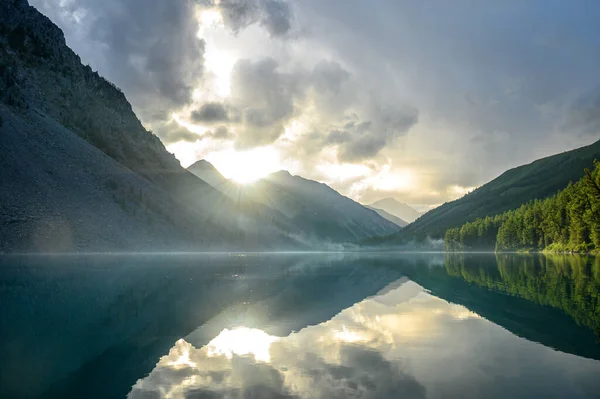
[30,0,205,123]
[201,0,293,37]
[191,102,230,123]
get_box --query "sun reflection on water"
[206,327,279,362]
[129,280,600,399]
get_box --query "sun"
[207,147,283,184]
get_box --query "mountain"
[369,198,421,223]
[244,171,401,242]
[0,0,300,252]
[365,206,408,227]
[188,162,401,243]
[187,160,229,189]
[383,138,600,242]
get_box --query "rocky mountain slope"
[0,0,299,252]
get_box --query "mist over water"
[1,253,599,398]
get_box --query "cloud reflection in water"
[129,280,600,399]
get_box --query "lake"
[1,253,599,398]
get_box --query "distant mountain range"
[188,161,401,243]
[374,138,600,244]
[368,198,421,224]
[365,206,408,227]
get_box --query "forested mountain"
[189,161,401,243]
[0,0,300,252]
[369,198,421,223]
[376,139,600,244]
[445,161,600,253]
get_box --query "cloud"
[312,60,351,95]
[191,102,230,124]
[229,57,307,147]
[201,0,293,37]
[206,125,234,140]
[339,106,418,162]
[152,119,199,144]
[324,130,352,145]
[129,339,425,399]
[564,87,600,136]
[260,0,293,37]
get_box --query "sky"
[30,0,600,211]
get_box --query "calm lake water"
[1,253,599,398]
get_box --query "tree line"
[445,161,600,253]
[444,253,600,338]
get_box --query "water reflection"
[1,253,599,398]
[445,254,600,337]
[130,279,600,399]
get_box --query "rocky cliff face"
[0,0,179,174]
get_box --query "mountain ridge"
[188,161,401,242]
[365,206,408,227]
[369,198,421,223]
[378,138,600,244]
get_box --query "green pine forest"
[444,253,600,338]
[445,161,600,253]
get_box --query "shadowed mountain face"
[387,139,600,241]
[188,161,401,243]
[0,0,307,251]
[369,198,421,223]
[366,206,408,227]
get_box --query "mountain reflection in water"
[1,253,599,399]
[130,277,600,399]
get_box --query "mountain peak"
[374,197,404,206]
[188,159,218,171]
[369,198,421,223]
[266,170,295,182]
[187,159,227,187]
[271,170,293,177]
